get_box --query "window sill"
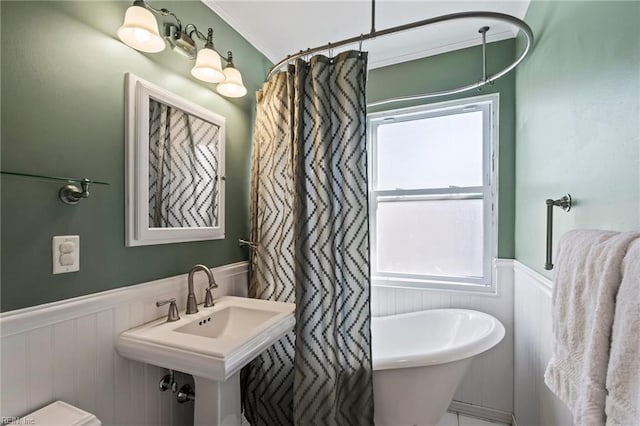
[371,276,496,295]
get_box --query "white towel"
[605,238,640,426]
[544,229,640,425]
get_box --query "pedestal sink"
[117,296,295,426]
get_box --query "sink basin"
[174,306,281,340]
[116,296,295,382]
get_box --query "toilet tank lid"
[20,401,101,426]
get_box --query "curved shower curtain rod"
[266,10,534,107]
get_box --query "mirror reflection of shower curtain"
[148,99,220,228]
[242,51,373,426]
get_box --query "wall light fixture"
[117,0,246,97]
[217,52,247,98]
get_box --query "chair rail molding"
[0,261,248,337]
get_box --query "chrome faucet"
[203,273,218,308]
[186,264,217,314]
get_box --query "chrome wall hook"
[59,178,91,205]
[1,172,108,205]
[239,239,257,249]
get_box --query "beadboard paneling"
[513,261,573,426]
[371,259,515,415]
[2,259,574,425]
[0,262,248,425]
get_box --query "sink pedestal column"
[193,373,242,426]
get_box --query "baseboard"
[449,400,514,424]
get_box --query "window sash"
[370,194,491,286]
[372,186,486,200]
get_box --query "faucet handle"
[156,298,180,322]
[204,286,215,308]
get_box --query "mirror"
[125,73,225,246]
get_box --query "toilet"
[19,401,101,425]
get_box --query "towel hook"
[239,239,257,250]
[545,194,572,270]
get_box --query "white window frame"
[367,94,499,293]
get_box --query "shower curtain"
[148,99,220,228]
[241,51,373,425]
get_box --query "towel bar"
[545,194,572,270]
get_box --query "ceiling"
[203,1,531,70]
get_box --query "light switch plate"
[53,235,80,274]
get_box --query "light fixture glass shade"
[117,5,165,53]
[191,48,225,83]
[217,67,247,98]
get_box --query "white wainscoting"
[1,258,575,426]
[513,261,573,426]
[0,262,248,425]
[371,259,515,419]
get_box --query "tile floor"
[436,412,510,426]
[244,411,507,426]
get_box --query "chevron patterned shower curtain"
[241,51,374,426]
[148,99,220,228]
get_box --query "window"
[368,95,497,292]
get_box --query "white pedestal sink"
[117,296,295,426]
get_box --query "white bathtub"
[372,309,505,426]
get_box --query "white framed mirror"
[125,73,225,247]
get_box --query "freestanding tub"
[372,309,505,426]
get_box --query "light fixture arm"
[189,26,231,63]
[134,0,182,32]
[225,51,234,67]
[185,24,209,44]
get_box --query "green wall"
[1,1,272,311]
[515,1,640,276]
[368,39,517,259]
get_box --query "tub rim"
[371,308,505,371]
